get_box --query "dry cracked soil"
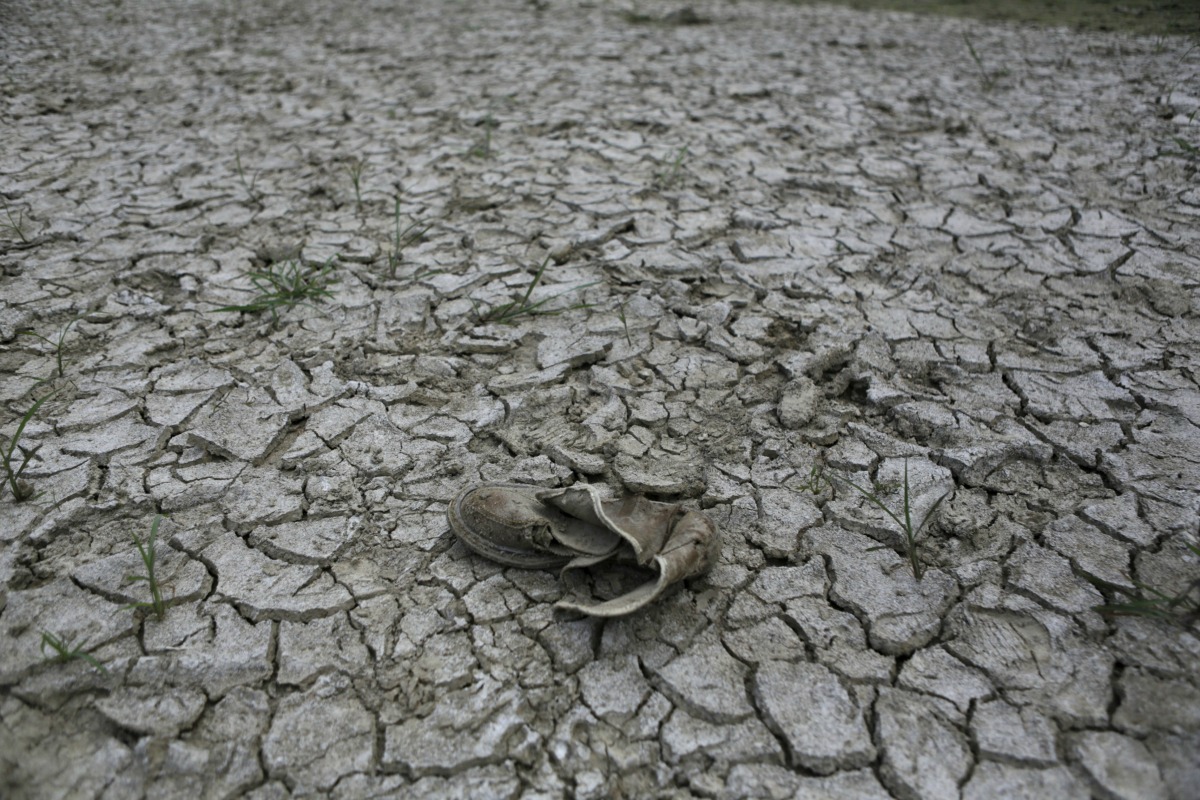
[1,0,1199,798]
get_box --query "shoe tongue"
[552,516,621,556]
[539,486,605,526]
[541,486,679,564]
[555,511,723,616]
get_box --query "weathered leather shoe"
[448,483,621,569]
[447,482,721,616]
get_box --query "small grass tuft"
[39,633,106,676]
[468,113,496,159]
[2,385,59,502]
[1170,137,1199,159]
[963,33,1006,90]
[347,158,366,212]
[211,257,339,322]
[123,515,173,620]
[474,256,597,324]
[19,318,79,379]
[40,630,107,674]
[654,145,690,189]
[1089,543,1200,628]
[616,297,634,346]
[235,150,262,205]
[800,462,829,496]
[1164,112,1199,161]
[1,202,33,243]
[621,6,707,25]
[811,458,950,581]
[385,196,434,280]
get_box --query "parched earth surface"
[2,0,1199,797]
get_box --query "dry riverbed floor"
[1,0,1199,797]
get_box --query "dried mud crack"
[1,0,1198,798]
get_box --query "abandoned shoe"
[541,484,721,617]
[448,482,721,617]
[448,483,622,569]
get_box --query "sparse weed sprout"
[468,113,496,159]
[386,196,433,280]
[2,386,59,502]
[655,145,690,188]
[347,158,366,211]
[124,515,172,620]
[212,257,339,322]
[1,202,33,243]
[40,630,107,674]
[1091,542,1200,628]
[801,462,828,496]
[963,32,1007,89]
[814,459,950,582]
[19,318,79,378]
[1167,112,1199,161]
[235,150,262,204]
[1171,137,1199,159]
[475,256,597,324]
[616,296,633,346]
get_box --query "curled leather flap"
[541,485,681,565]
[554,507,722,617]
[553,515,622,557]
[554,569,669,617]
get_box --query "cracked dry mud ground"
[1,0,1198,797]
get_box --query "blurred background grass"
[787,0,1199,37]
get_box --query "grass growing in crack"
[619,6,658,24]
[1089,543,1200,628]
[655,145,690,189]
[211,257,339,322]
[616,297,633,346]
[620,6,706,25]
[19,318,79,378]
[812,459,949,581]
[468,113,496,159]
[124,516,172,620]
[1,202,33,243]
[800,462,829,496]
[1169,136,1200,159]
[385,196,434,280]
[473,255,597,324]
[963,33,1006,89]
[2,385,59,502]
[1164,110,1199,161]
[235,150,261,204]
[347,158,366,212]
[1159,47,1199,158]
[40,631,107,674]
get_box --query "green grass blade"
[836,477,907,532]
[3,386,60,499]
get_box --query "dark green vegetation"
[211,258,340,322]
[474,256,597,324]
[1090,543,1200,629]
[807,460,950,582]
[2,386,59,501]
[789,0,1199,37]
[123,516,172,621]
[40,631,108,674]
[19,318,78,379]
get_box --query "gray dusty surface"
[2,0,1199,797]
